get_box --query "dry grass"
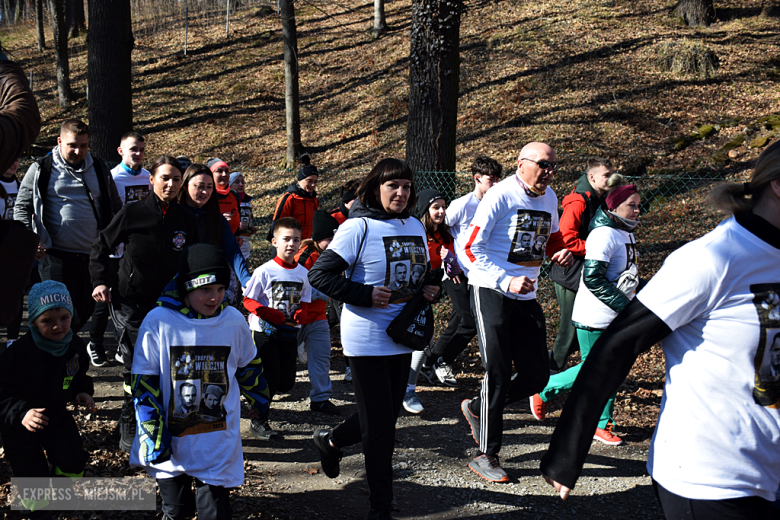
[1,0,777,175]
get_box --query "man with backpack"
[15,119,121,332]
[547,157,617,373]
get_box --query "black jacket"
[0,331,93,430]
[90,194,199,309]
[308,200,413,308]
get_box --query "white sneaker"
[402,390,424,414]
[297,342,308,364]
[344,366,352,382]
[434,358,457,387]
[115,351,124,364]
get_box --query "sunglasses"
[520,158,558,171]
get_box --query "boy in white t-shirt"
[131,243,269,519]
[243,217,312,440]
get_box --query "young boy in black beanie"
[130,243,269,520]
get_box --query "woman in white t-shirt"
[541,141,780,520]
[531,185,640,446]
[308,158,441,520]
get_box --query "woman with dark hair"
[308,158,441,520]
[541,140,780,520]
[178,164,252,299]
[90,155,199,453]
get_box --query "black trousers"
[425,277,477,366]
[157,474,232,520]
[89,257,119,345]
[38,249,94,333]
[653,480,776,520]
[469,287,549,456]
[1,409,87,478]
[330,353,411,513]
[252,331,297,416]
[111,294,154,396]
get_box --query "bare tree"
[50,0,73,107]
[373,0,388,39]
[406,0,464,193]
[66,0,86,38]
[36,0,46,51]
[675,0,716,26]
[87,0,133,162]
[279,0,301,167]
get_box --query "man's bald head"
[517,142,557,194]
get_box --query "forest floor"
[0,0,779,518]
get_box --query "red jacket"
[295,244,326,323]
[271,183,319,239]
[330,205,348,226]
[427,230,453,270]
[216,186,241,234]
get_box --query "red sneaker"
[593,424,623,446]
[529,394,546,421]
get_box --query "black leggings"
[653,480,776,520]
[157,474,231,520]
[330,353,411,513]
[252,331,297,411]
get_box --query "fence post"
[226,0,230,38]
[184,4,188,56]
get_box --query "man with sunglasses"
[460,142,573,483]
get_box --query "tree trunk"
[280,0,301,168]
[13,0,22,24]
[675,0,716,26]
[66,0,85,38]
[49,0,73,107]
[87,0,133,163]
[36,0,45,51]
[373,0,387,39]
[406,0,462,196]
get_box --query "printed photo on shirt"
[169,346,231,436]
[751,284,780,408]
[125,185,150,203]
[173,380,200,417]
[270,281,303,326]
[3,193,16,220]
[198,383,226,420]
[383,236,427,304]
[507,210,552,267]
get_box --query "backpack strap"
[297,243,316,268]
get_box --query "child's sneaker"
[250,418,282,440]
[593,424,623,446]
[86,342,109,367]
[402,390,424,414]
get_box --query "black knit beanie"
[341,188,357,203]
[176,243,231,295]
[311,210,340,242]
[415,189,446,219]
[298,164,318,181]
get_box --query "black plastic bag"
[386,268,443,351]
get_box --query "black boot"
[118,397,136,453]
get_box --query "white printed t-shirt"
[0,176,19,220]
[130,306,257,487]
[328,215,429,357]
[466,174,559,300]
[638,215,780,501]
[571,224,637,329]
[111,163,152,257]
[446,192,480,276]
[244,258,312,331]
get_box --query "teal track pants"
[539,327,616,430]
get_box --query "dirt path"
[2,322,663,520]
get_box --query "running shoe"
[433,358,457,387]
[461,399,480,445]
[86,342,109,367]
[402,390,424,414]
[593,424,623,446]
[529,394,547,421]
[468,454,509,483]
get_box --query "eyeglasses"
[520,158,557,171]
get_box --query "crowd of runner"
[1,91,779,520]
